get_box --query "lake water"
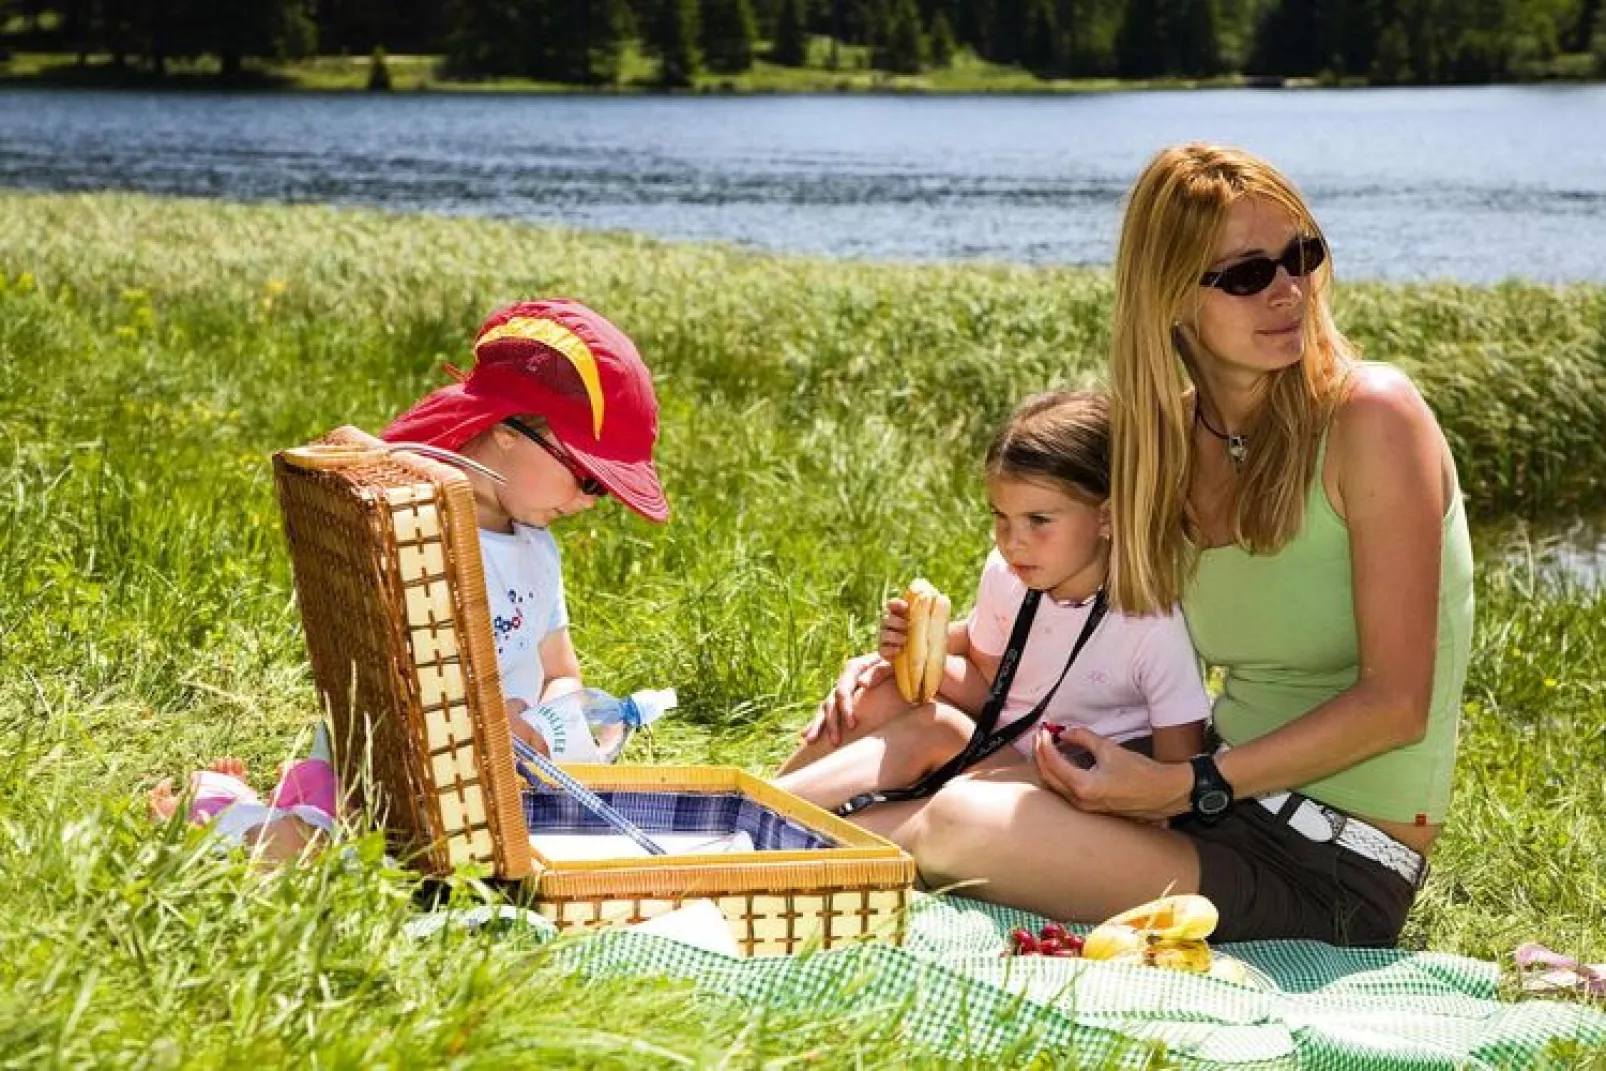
[2,85,1605,283]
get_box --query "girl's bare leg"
[773,701,975,812]
[849,748,1031,851]
[777,677,922,775]
[904,767,1203,924]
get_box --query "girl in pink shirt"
[776,390,1208,831]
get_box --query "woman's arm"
[1044,366,1452,818]
[1213,366,1447,801]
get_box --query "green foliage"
[771,0,811,62]
[928,6,958,63]
[5,0,1598,83]
[1118,0,1222,76]
[874,0,926,68]
[0,197,1604,1058]
[442,0,527,76]
[1022,0,1059,73]
[701,0,759,71]
[545,0,632,83]
[366,44,392,89]
[647,0,702,83]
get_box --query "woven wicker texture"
[273,426,530,878]
[523,766,915,956]
[274,427,915,954]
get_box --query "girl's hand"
[804,652,896,746]
[876,597,911,663]
[506,699,551,757]
[1033,725,1191,822]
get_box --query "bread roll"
[894,578,949,704]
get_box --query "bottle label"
[521,699,604,763]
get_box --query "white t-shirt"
[478,523,569,707]
[965,550,1209,755]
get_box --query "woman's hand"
[804,652,895,745]
[1033,725,1192,822]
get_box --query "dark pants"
[1174,800,1418,947]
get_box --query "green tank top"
[1181,433,1474,824]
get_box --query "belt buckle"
[1288,799,1336,843]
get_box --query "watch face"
[1198,789,1231,815]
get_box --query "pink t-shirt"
[966,550,1209,755]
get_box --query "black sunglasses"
[1200,235,1327,297]
[503,418,607,498]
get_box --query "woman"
[890,144,1474,946]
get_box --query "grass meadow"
[1,191,1604,1065]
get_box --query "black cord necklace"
[1195,405,1249,471]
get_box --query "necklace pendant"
[1227,435,1248,470]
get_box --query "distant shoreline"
[2,50,1599,96]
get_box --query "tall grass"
[0,192,1602,1062]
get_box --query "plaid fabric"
[540,894,1606,1068]
[522,788,834,851]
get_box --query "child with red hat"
[383,298,670,755]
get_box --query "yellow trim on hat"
[475,317,605,439]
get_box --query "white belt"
[1256,792,1427,888]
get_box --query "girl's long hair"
[1109,144,1356,615]
[985,389,1110,504]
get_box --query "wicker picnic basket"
[272,426,915,955]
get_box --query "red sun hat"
[382,298,669,523]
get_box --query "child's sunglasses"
[503,418,608,498]
[1199,235,1327,297]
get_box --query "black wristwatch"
[1188,753,1234,825]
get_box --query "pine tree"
[1116,0,1166,75]
[1177,0,1221,75]
[874,0,925,69]
[771,0,811,64]
[928,6,957,63]
[546,0,630,83]
[443,0,526,76]
[210,0,318,80]
[1569,0,1600,51]
[702,0,759,71]
[648,0,702,84]
[367,45,393,88]
[989,0,1029,61]
[1024,0,1060,73]
[1370,13,1412,80]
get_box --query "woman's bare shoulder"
[1332,362,1438,445]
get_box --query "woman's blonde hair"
[1108,143,1356,615]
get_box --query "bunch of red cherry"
[1006,923,1086,957]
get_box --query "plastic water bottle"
[527,687,677,764]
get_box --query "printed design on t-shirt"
[1085,669,1111,686]
[492,587,534,656]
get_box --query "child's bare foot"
[148,778,180,822]
[209,757,247,778]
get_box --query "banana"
[892,578,950,704]
[1207,954,1250,985]
[1098,894,1219,942]
[1140,937,1213,973]
[1081,922,1147,961]
[1082,895,1224,976]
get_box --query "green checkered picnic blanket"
[427,895,1606,1068]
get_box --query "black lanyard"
[834,586,1109,817]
